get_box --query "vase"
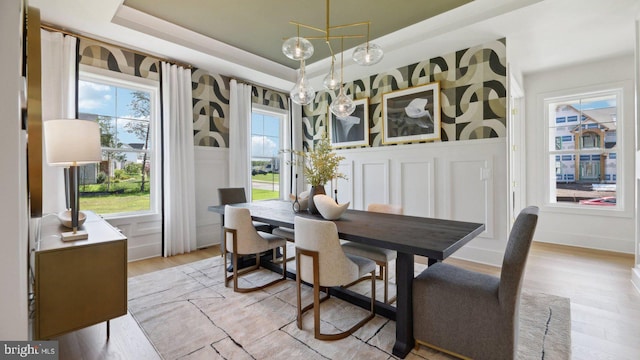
[307,185,326,214]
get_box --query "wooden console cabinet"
[33,211,127,339]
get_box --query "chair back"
[499,206,539,307]
[218,187,248,205]
[224,205,267,254]
[367,203,403,215]
[294,216,358,287]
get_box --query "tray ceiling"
[122,0,474,68]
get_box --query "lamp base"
[60,229,89,241]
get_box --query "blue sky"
[251,112,280,159]
[78,80,149,145]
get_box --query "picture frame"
[329,97,369,148]
[382,82,440,144]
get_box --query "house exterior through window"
[547,91,619,208]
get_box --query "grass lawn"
[80,193,150,214]
[252,188,279,201]
[252,173,280,182]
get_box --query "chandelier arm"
[304,35,364,40]
[328,21,370,31]
[326,41,335,58]
[290,21,327,35]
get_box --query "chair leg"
[224,227,286,293]
[297,248,376,341]
[281,244,287,280]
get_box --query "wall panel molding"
[335,138,507,266]
[194,147,229,248]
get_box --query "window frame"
[78,65,161,218]
[542,85,628,216]
[250,104,288,201]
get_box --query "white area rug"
[128,255,571,359]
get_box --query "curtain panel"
[40,30,77,215]
[228,79,252,194]
[161,62,196,256]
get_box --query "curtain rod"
[40,23,193,69]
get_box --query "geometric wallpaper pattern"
[190,71,289,147]
[79,38,160,81]
[192,69,231,147]
[302,38,507,150]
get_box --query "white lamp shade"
[44,119,102,166]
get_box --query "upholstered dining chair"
[341,203,403,303]
[217,187,271,232]
[412,206,539,359]
[222,205,287,292]
[294,216,376,340]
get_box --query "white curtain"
[40,30,77,215]
[161,62,196,256]
[228,79,252,195]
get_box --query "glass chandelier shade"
[352,42,384,66]
[322,57,340,90]
[290,60,315,105]
[282,36,314,61]
[330,88,355,118]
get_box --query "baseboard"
[632,267,640,295]
[128,243,162,262]
[534,229,635,254]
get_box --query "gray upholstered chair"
[341,203,403,303]
[218,187,271,232]
[222,205,287,292]
[413,206,539,359]
[294,216,376,340]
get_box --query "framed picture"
[382,82,440,144]
[329,97,369,147]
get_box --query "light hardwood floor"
[52,243,640,360]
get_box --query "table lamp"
[43,119,102,241]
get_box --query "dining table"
[208,200,485,358]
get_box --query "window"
[251,106,286,201]
[77,68,159,216]
[546,90,620,208]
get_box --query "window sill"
[542,202,632,219]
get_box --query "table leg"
[392,252,414,358]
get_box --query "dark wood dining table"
[208,200,485,358]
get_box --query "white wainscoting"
[107,214,162,261]
[335,138,508,266]
[194,146,229,249]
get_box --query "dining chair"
[222,205,287,292]
[294,216,376,340]
[217,187,271,232]
[341,203,403,303]
[412,206,539,359]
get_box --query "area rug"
[128,255,571,359]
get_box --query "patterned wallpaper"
[79,39,159,81]
[190,72,289,147]
[302,38,507,149]
[79,38,289,148]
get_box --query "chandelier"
[283,0,384,118]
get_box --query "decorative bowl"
[57,210,87,229]
[313,194,349,220]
